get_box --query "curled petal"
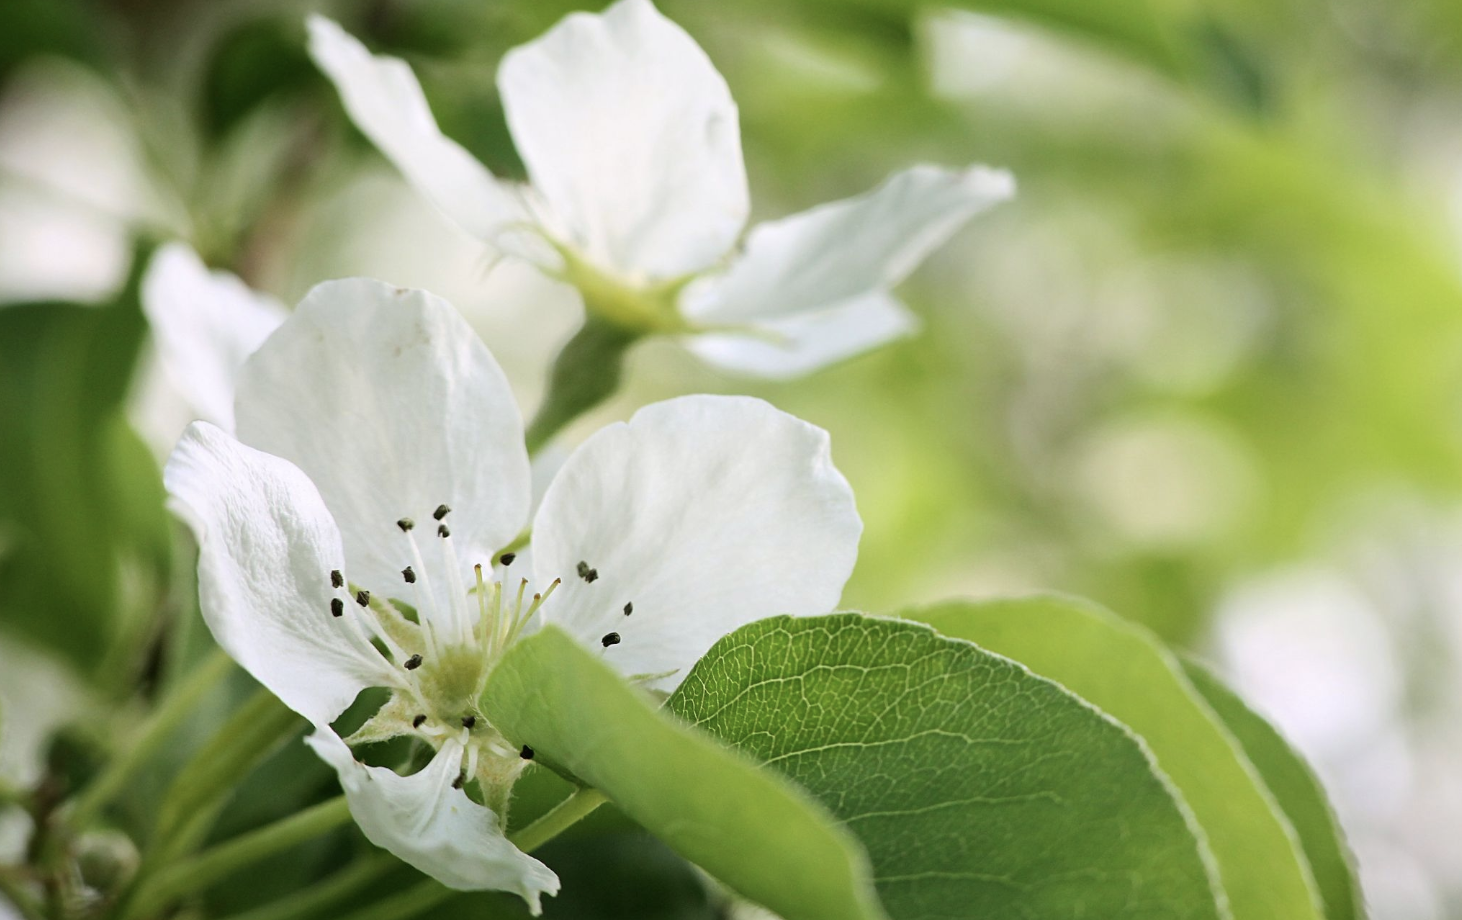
[532,395,861,689]
[306,731,559,912]
[164,422,394,726]
[683,164,1014,324]
[685,292,918,379]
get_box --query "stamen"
[601,631,621,648]
[433,504,451,521]
[436,527,473,645]
[576,561,599,583]
[402,566,416,584]
[397,518,415,532]
[623,602,633,616]
[330,598,344,618]
[355,590,370,607]
[330,569,344,589]
[413,714,427,728]
[400,525,444,658]
[465,743,480,782]
[520,745,535,760]
[404,654,423,670]
[499,552,516,566]
[461,715,477,729]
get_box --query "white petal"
[685,292,918,379]
[234,279,531,600]
[306,17,547,261]
[683,165,1014,324]
[531,395,860,689]
[141,243,287,432]
[498,0,747,279]
[164,422,395,726]
[305,731,559,911]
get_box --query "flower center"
[320,503,635,807]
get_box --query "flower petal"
[498,0,747,279]
[234,278,531,600]
[531,395,860,689]
[164,422,395,726]
[140,243,287,432]
[685,291,917,379]
[306,16,547,261]
[683,164,1014,324]
[305,731,559,912]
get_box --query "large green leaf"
[912,595,1323,920]
[1182,660,1365,920]
[669,613,1224,920]
[479,625,887,920]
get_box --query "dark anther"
[520,745,535,760]
[404,654,423,670]
[499,552,516,567]
[330,569,344,589]
[623,602,633,616]
[330,598,344,618]
[577,561,598,583]
[433,504,451,521]
[601,632,621,648]
[438,524,451,538]
[461,715,477,729]
[402,566,416,584]
[452,770,466,790]
[355,590,370,607]
[413,714,427,728]
[397,517,414,532]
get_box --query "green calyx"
[558,247,695,334]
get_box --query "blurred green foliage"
[2,0,1460,915]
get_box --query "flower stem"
[0,867,46,920]
[217,857,394,920]
[67,649,234,832]
[509,786,607,854]
[123,797,353,919]
[525,318,640,454]
[331,878,456,920]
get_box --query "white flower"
[307,0,1014,378]
[132,243,287,450]
[163,278,861,911]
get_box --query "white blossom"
[164,278,861,910]
[308,0,1013,378]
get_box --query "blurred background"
[2,0,1461,917]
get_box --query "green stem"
[525,318,640,454]
[0,867,46,920]
[509,786,607,854]
[218,857,395,920]
[67,649,234,832]
[332,878,456,920]
[123,797,353,919]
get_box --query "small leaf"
[480,625,887,920]
[1182,659,1366,920]
[669,613,1224,920]
[911,595,1324,920]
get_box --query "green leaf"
[911,595,1323,920]
[1181,660,1365,920]
[669,613,1224,920]
[479,625,886,920]
[0,247,170,676]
